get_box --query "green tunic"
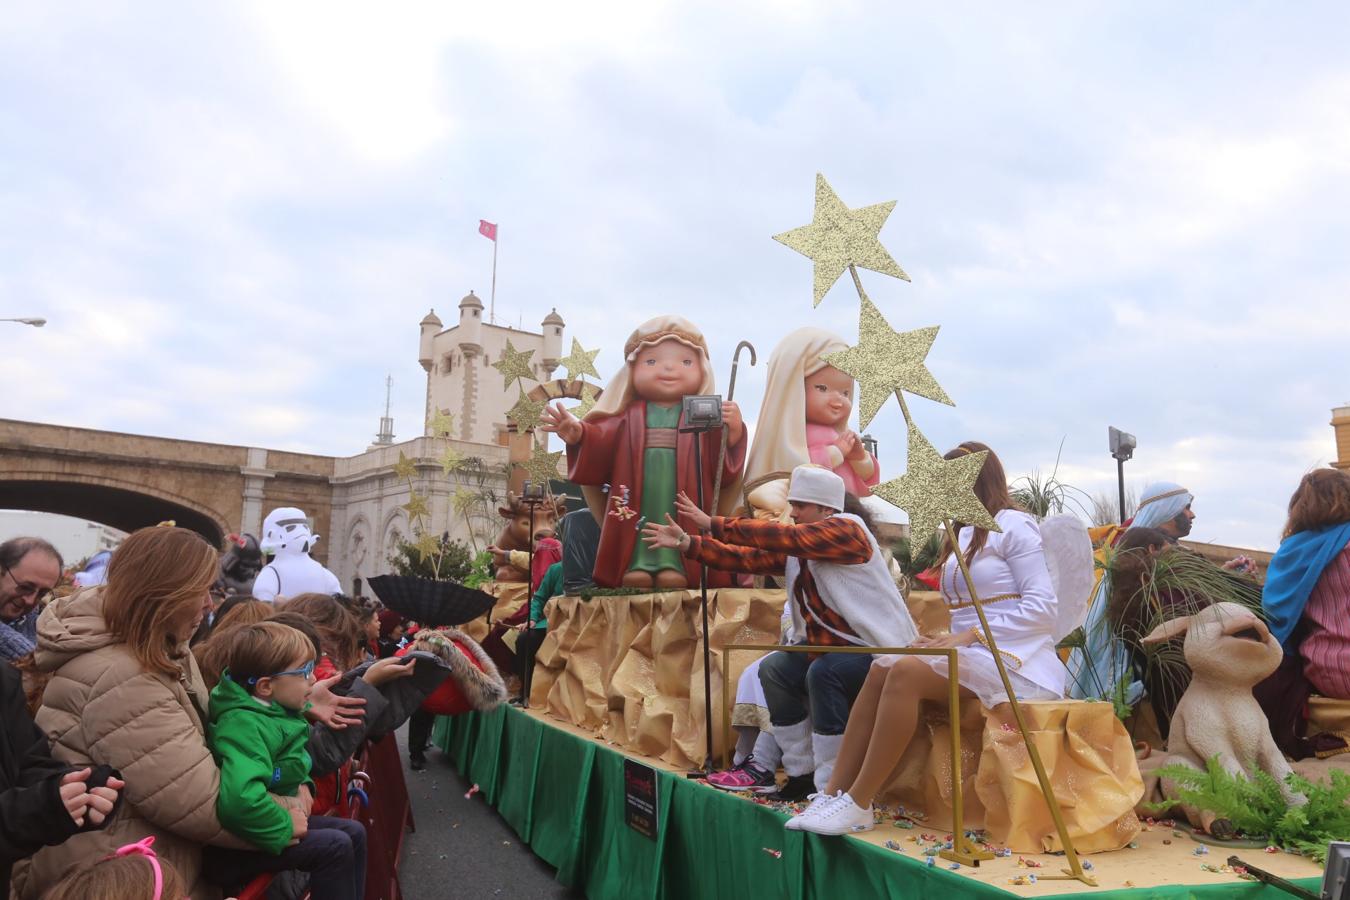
[628,402,683,575]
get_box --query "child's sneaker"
[706,758,776,793]
[785,791,842,830]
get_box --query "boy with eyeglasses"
[203,621,367,900]
[0,537,62,663]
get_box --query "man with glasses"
[0,537,63,662]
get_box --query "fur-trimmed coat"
[397,629,507,717]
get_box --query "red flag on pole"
[478,219,498,242]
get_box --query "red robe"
[566,401,746,588]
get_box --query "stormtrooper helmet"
[260,507,320,555]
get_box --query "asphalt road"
[396,727,575,899]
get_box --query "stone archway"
[0,476,229,546]
[506,378,603,493]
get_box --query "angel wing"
[1039,514,1094,643]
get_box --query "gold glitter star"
[438,444,464,476]
[429,408,455,438]
[402,492,430,520]
[571,382,601,418]
[492,339,537,391]
[412,530,441,563]
[514,444,563,487]
[557,338,601,382]
[824,293,953,430]
[507,389,549,432]
[874,427,1000,555]
[772,173,910,307]
[393,451,417,481]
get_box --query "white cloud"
[1,2,1346,554]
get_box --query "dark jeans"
[516,627,547,703]
[205,815,367,900]
[408,709,434,761]
[758,649,873,735]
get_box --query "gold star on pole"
[393,451,417,481]
[507,389,549,432]
[438,444,464,476]
[874,427,1001,556]
[402,492,430,520]
[514,444,563,487]
[823,293,953,430]
[429,408,455,438]
[412,531,441,563]
[558,338,601,382]
[492,339,537,391]
[772,173,910,307]
[452,487,477,516]
[571,382,601,418]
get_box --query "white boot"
[753,730,783,771]
[811,732,844,794]
[774,720,814,779]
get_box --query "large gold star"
[558,338,601,382]
[402,492,430,521]
[492,339,537,391]
[514,444,563,487]
[824,293,953,430]
[507,389,549,432]
[772,173,910,307]
[429,408,455,438]
[571,382,601,418]
[393,451,417,481]
[874,427,1000,556]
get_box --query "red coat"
[566,401,746,588]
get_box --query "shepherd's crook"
[711,341,757,520]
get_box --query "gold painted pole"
[944,517,1096,886]
[722,647,734,770]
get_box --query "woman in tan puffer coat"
[14,527,277,900]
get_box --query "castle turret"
[1334,404,1350,470]
[418,309,442,372]
[458,291,484,356]
[540,307,565,377]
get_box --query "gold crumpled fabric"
[882,697,988,830]
[529,589,785,768]
[884,698,1142,853]
[978,701,1143,853]
[458,581,529,644]
[905,589,951,637]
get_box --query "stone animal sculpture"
[493,491,567,583]
[1142,602,1303,837]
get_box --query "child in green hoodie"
[202,621,367,900]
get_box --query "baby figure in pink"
[744,327,879,521]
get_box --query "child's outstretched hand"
[307,675,367,730]
[363,655,417,687]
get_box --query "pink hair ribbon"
[111,836,163,900]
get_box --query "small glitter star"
[492,339,537,391]
[393,451,417,481]
[557,338,601,382]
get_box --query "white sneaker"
[794,791,874,836]
[784,791,841,830]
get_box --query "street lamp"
[0,318,45,327]
[1108,426,1136,524]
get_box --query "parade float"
[422,176,1338,899]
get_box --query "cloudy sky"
[3,2,1347,551]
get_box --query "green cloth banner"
[433,708,1319,899]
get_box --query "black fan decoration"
[366,575,495,627]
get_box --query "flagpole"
[490,227,498,325]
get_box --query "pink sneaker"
[706,758,777,793]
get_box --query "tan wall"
[1333,406,1350,471]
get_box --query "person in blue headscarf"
[1067,482,1198,704]
[1263,469,1350,694]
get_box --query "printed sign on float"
[623,758,658,840]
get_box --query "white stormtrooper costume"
[252,507,341,603]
